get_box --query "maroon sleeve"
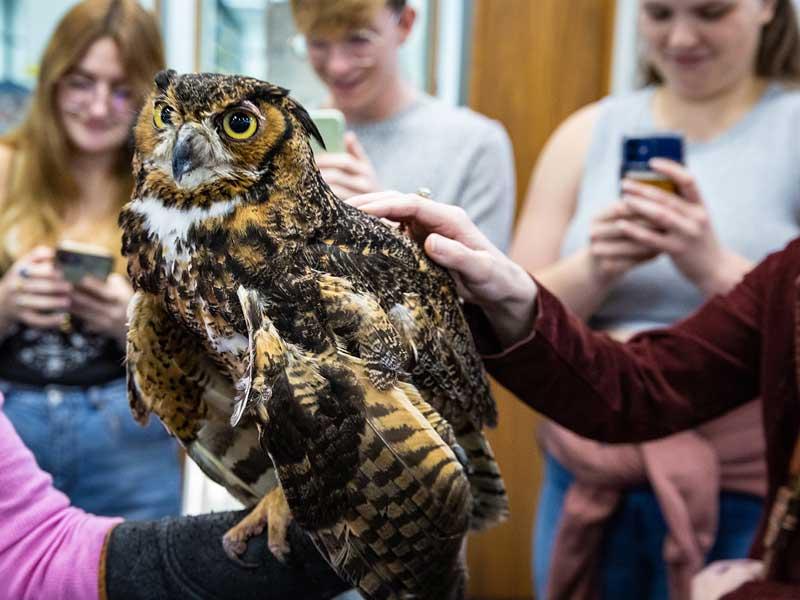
[470,247,779,443]
[720,580,800,600]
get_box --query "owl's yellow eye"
[222,110,258,140]
[153,104,174,129]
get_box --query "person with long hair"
[0,0,180,519]
[510,1,800,598]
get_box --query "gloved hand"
[104,509,350,600]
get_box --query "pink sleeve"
[0,393,122,600]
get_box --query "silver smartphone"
[56,240,114,284]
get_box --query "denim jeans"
[3,377,182,519]
[533,453,763,600]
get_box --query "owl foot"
[222,486,292,566]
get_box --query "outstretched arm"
[103,510,348,600]
[350,192,773,443]
[0,397,348,600]
[0,396,120,600]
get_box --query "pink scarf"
[540,399,767,600]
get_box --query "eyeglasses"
[294,29,385,67]
[58,72,135,116]
[297,10,402,66]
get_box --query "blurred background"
[4,1,789,598]
[0,0,473,128]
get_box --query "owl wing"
[127,291,275,506]
[389,293,509,529]
[238,284,470,599]
[308,243,508,529]
[313,364,471,600]
[308,240,496,429]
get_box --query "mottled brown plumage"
[121,70,508,599]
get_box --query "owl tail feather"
[456,429,509,530]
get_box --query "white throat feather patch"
[131,195,241,263]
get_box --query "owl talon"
[222,486,293,565]
[222,534,260,569]
[268,538,291,563]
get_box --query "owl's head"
[133,70,324,197]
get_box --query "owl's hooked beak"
[172,125,205,183]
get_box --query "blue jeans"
[533,453,763,600]
[3,377,182,519]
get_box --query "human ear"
[396,6,416,44]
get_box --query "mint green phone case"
[309,108,346,155]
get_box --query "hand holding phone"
[617,138,737,294]
[55,240,114,284]
[621,134,684,194]
[0,246,71,330]
[314,132,380,199]
[69,272,132,344]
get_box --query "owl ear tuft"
[289,101,326,151]
[252,84,325,149]
[154,69,177,93]
[266,84,289,99]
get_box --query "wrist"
[584,247,624,289]
[692,248,752,297]
[479,264,538,347]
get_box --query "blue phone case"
[621,134,684,179]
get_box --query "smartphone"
[56,240,114,284]
[309,108,346,155]
[621,134,684,194]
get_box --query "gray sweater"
[349,95,515,252]
[562,83,800,332]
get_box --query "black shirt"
[0,320,124,386]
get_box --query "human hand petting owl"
[0,246,71,331]
[315,131,380,199]
[349,191,538,347]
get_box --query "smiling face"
[639,0,776,99]
[56,36,136,156]
[305,6,413,118]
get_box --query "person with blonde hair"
[0,0,180,519]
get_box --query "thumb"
[425,233,486,282]
[29,246,56,262]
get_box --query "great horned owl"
[121,70,508,600]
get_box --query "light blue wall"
[0,0,468,110]
[0,0,156,87]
